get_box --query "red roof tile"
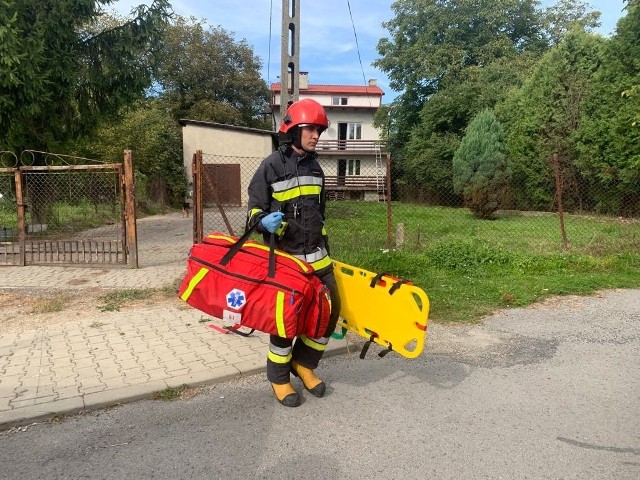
[271,83,384,96]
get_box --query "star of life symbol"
[226,288,246,310]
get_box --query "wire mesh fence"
[22,170,121,238]
[0,172,17,242]
[196,150,639,261]
[0,148,128,266]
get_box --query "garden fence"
[191,150,639,260]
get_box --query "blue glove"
[260,211,284,233]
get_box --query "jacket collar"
[281,144,317,163]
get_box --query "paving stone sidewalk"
[0,212,353,428]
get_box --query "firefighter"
[247,98,341,407]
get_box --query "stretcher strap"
[359,334,376,359]
[220,221,276,278]
[226,323,256,337]
[388,279,408,295]
[369,272,386,288]
[369,272,408,295]
[208,322,255,337]
[378,343,393,357]
[359,332,394,359]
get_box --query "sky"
[111,0,628,104]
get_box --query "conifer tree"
[453,109,509,219]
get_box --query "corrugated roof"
[271,83,384,96]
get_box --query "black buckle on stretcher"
[359,332,393,359]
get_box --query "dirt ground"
[0,211,195,335]
[0,287,183,335]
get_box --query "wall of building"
[323,110,382,142]
[181,121,275,205]
[318,156,381,177]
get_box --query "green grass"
[150,384,199,401]
[0,200,119,237]
[97,281,182,312]
[326,202,640,323]
[98,289,155,312]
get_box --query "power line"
[346,0,372,106]
[267,0,274,85]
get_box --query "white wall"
[181,122,275,205]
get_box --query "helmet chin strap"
[290,127,314,154]
[290,127,303,149]
[282,126,316,156]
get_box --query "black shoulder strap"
[219,221,276,278]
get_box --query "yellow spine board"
[333,260,430,359]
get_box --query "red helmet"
[279,98,329,134]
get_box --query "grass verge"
[326,202,640,323]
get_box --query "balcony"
[324,175,388,201]
[316,139,385,154]
[325,175,387,191]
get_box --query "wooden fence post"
[123,150,138,268]
[14,168,25,266]
[386,153,393,250]
[552,153,569,250]
[194,150,203,243]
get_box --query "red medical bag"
[178,226,331,339]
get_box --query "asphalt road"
[1,289,639,480]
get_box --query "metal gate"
[191,150,252,243]
[0,150,138,267]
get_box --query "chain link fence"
[0,150,129,266]
[195,150,639,261]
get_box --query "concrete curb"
[0,338,360,430]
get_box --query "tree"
[453,109,509,219]
[374,0,547,201]
[498,29,605,212]
[74,99,184,209]
[374,0,603,203]
[0,0,171,152]
[541,0,601,45]
[375,0,547,99]
[156,16,270,129]
[575,0,640,215]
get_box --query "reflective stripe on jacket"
[247,145,332,274]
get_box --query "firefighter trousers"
[267,269,341,384]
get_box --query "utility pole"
[280,0,300,118]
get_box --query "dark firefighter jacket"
[247,144,332,274]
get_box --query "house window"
[347,159,361,176]
[332,97,348,106]
[347,123,362,140]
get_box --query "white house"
[180,73,388,211]
[272,72,388,201]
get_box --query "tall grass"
[326,202,640,323]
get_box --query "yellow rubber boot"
[271,382,300,407]
[291,360,326,398]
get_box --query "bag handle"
[219,220,276,278]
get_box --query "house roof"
[178,119,276,137]
[270,83,384,96]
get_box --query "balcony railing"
[325,175,387,191]
[316,139,385,153]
